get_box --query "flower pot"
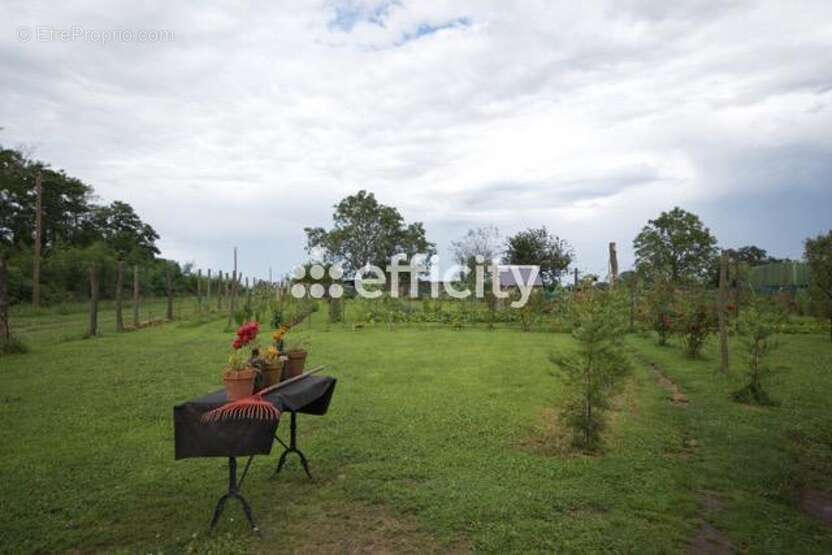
[261,360,284,387]
[223,368,256,400]
[285,350,307,378]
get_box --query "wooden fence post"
[206,269,212,306]
[89,265,99,337]
[132,265,140,328]
[217,270,223,310]
[32,172,43,308]
[608,242,618,289]
[115,260,124,332]
[718,251,730,375]
[0,253,10,342]
[227,247,238,328]
[166,270,174,321]
[197,269,203,313]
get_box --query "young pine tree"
[550,289,630,451]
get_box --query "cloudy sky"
[2,1,831,280]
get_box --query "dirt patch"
[687,493,734,554]
[688,522,733,554]
[650,363,689,405]
[261,501,470,554]
[799,489,832,528]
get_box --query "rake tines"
[200,397,281,424]
[199,366,327,425]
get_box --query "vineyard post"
[166,270,173,321]
[0,253,10,342]
[115,260,124,332]
[32,172,43,308]
[227,247,238,328]
[206,268,212,306]
[197,269,203,314]
[217,270,223,310]
[718,251,730,375]
[608,242,618,289]
[132,265,140,327]
[89,264,99,337]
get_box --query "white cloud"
[2,0,831,280]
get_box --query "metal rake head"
[200,396,281,424]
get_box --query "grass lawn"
[1,312,831,553]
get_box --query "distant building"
[748,261,809,293]
[497,265,543,289]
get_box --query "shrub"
[732,300,784,405]
[674,290,717,358]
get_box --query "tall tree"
[450,225,502,266]
[633,207,717,284]
[304,190,435,276]
[805,230,832,341]
[504,226,571,286]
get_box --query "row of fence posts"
[82,247,287,337]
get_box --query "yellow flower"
[264,346,279,361]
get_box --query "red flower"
[233,321,260,348]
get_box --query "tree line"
[0,145,197,304]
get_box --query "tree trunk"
[166,271,173,321]
[0,254,10,342]
[115,260,124,332]
[89,265,99,337]
[132,265,140,327]
[718,251,730,375]
[32,172,43,308]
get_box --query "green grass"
[1,315,831,553]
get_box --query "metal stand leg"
[272,411,312,479]
[210,456,259,532]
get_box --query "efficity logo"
[290,254,540,308]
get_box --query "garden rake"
[201,366,327,424]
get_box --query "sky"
[2,1,831,281]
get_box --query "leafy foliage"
[634,207,717,284]
[673,289,717,358]
[504,226,571,286]
[550,290,630,451]
[805,230,832,341]
[732,300,785,405]
[304,190,435,276]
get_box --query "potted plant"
[260,346,285,387]
[284,338,309,378]
[224,321,259,400]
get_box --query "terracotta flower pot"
[223,368,256,400]
[261,360,284,388]
[285,350,307,378]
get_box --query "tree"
[732,299,784,405]
[633,207,717,284]
[304,190,434,276]
[451,225,502,266]
[550,289,630,451]
[504,226,571,286]
[805,230,832,341]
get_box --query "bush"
[0,335,29,356]
[674,290,717,358]
[732,299,784,406]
